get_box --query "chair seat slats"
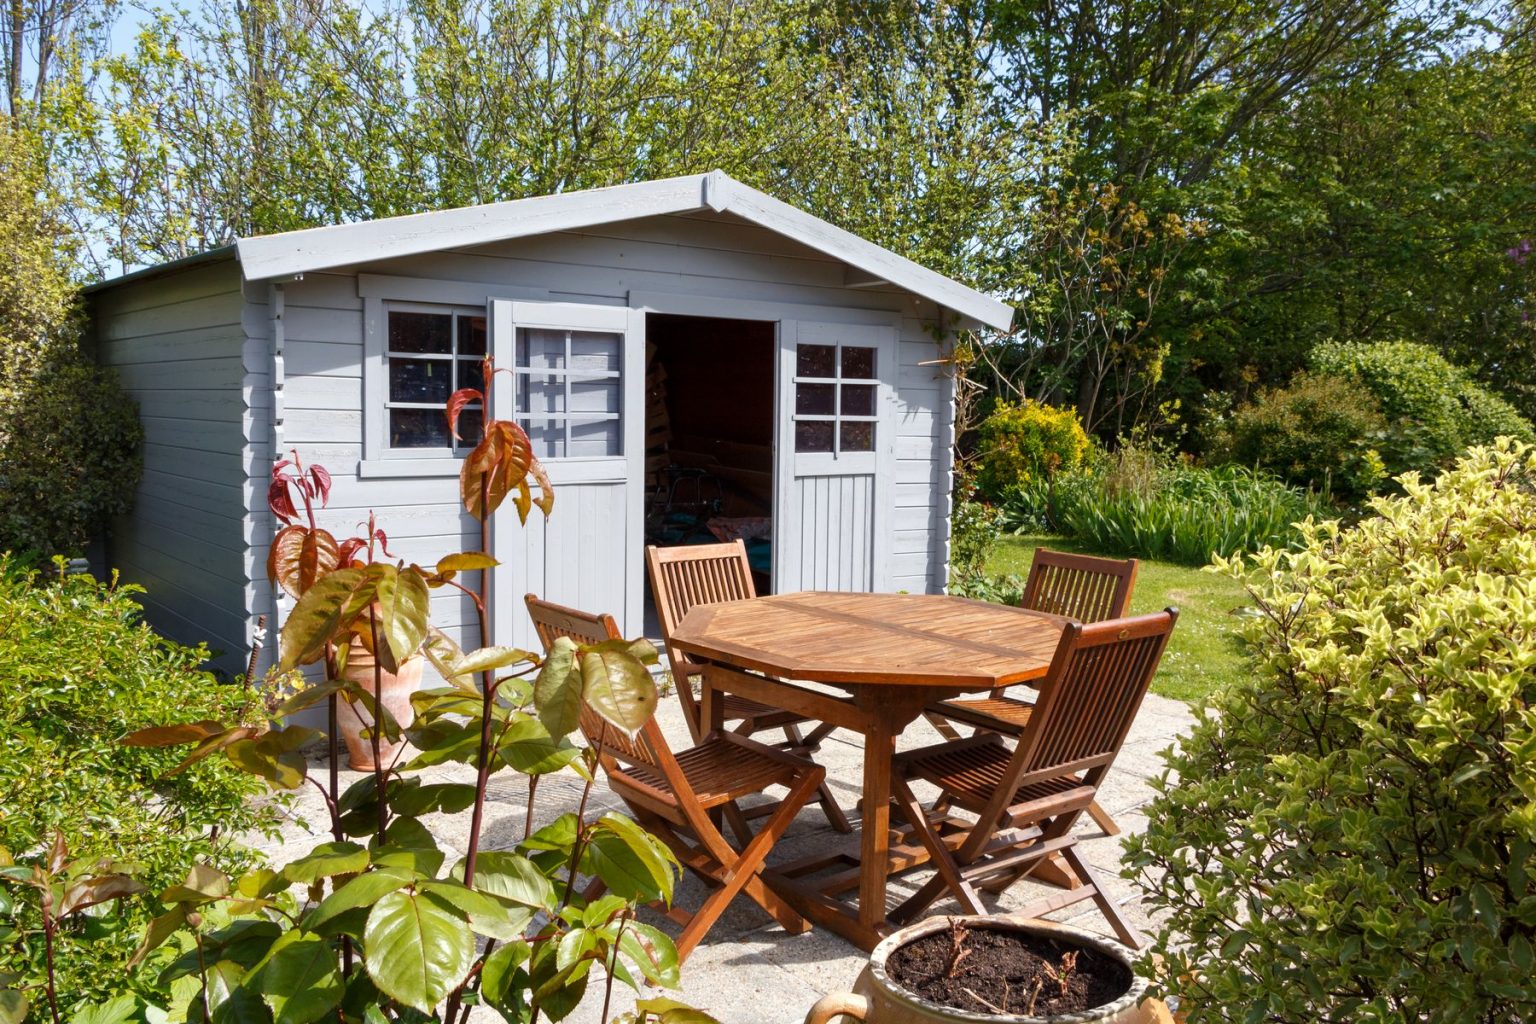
[617,736,802,808]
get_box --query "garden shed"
[85,171,1014,674]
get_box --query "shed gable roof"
[233,171,1013,330]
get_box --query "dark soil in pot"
[886,922,1132,1017]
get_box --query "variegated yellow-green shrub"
[1127,437,1536,1022]
[973,399,1091,500]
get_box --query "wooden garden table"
[669,591,1068,950]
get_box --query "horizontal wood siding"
[92,260,254,667]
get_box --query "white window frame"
[378,301,486,455]
[511,325,624,460]
[791,340,881,458]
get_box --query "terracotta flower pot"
[804,917,1171,1024]
[337,639,422,771]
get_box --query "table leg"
[858,710,897,939]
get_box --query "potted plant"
[803,916,1172,1024]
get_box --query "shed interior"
[643,313,776,592]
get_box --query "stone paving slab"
[252,692,1193,1024]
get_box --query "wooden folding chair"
[926,548,1138,835]
[645,541,850,832]
[524,594,826,963]
[892,609,1177,949]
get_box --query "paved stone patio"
[255,691,1192,1024]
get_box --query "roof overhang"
[234,171,1013,331]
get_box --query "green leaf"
[282,842,369,884]
[0,989,26,1024]
[130,907,187,968]
[269,679,350,721]
[617,922,680,988]
[363,889,476,1013]
[389,782,477,817]
[120,720,228,748]
[250,931,344,1024]
[280,568,371,670]
[418,881,535,940]
[303,870,415,933]
[453,645,539,679]
[582,815,677,903]
[457,851,556,910]
[479,941,530,1017]
[205,960,268,1024]
[498,718,583,775]
[580,646,659,737]
[529,942,589,1023]
[435,553,498,574]
[160,864,230,905]
[533,637,583,739]
[225,726,321,790]
[370,563,430,671]
[69,994,138,1024]
[421,627,469,690]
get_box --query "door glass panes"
[793,342,879,454]
[386,309,484,451]
[513,327,623,459]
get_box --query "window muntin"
[793,343,878,453]
[385,308,485,450]
[513,327,622,459]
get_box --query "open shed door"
[489,299,644,647]
[774,320,896,593]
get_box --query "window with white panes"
[385,307,485,450]
[792,342,878,453]
[514,327,623,458]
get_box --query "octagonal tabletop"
[669,591,1069,689]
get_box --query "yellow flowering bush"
[1128,438,1536,1021]
[973,399,1091,499]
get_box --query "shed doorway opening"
[642,313,777,617]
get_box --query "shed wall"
[258,212,955,655]
[92,260,257,670]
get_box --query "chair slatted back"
[523,593,666,772]
[645,541,757,666]
[1021,549,1138,624]
[985,610,1177,824]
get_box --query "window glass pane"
[569,331,620,372]
[841,346,876,379]
[795,420,834,452]
[454,407,483,444]
[841,383,877,417]
[840,421,875,452]
[457,359,485,394]
[796,382,835,415]
[389,311,452,354]
[571,379,619,414]
[569,418,620,457]
[796,344,835,377]
[518,328,565,370]
[517,374,565,414]
[458,315,487,356]
[390,358,452,403]
[522,420,565,459]
[391,408,449,448]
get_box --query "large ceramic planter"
[804,917,1170,1024]
[337,639,422,771]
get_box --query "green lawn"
[987,534,1251,704]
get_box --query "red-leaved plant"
[106,357,706,1024]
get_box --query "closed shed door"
[490,300,643,646]
[775,320,896,593]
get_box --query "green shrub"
[1212,372,1388,500]
[949,488,1003,580]
[0,558,276,1012]
[1310,339,1535,475]
[1127,438,1536,1022]
[0,123,142,559]
[0,362,144,558]
[973,399,1091,500]
[1049,446,1328,565]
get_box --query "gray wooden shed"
[86,171,1013,674]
